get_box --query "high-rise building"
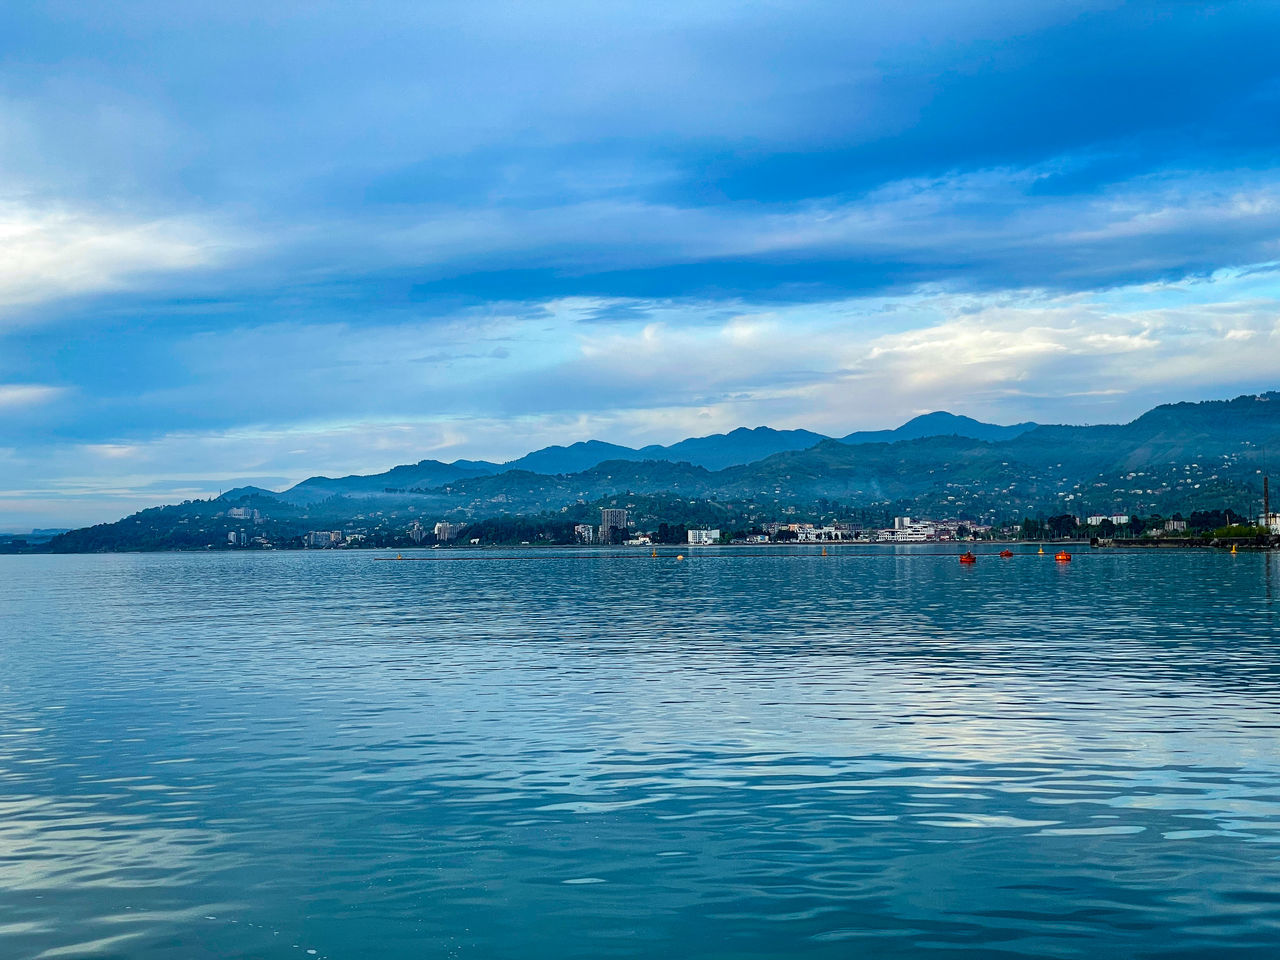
[434,521,463,542]
[574,523,595,543]
[599,508,628,543]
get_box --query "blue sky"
[3,1,1280,528]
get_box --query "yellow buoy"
[396,554,403,560]
[1038,545,1045,555]
[676,554,684,560]
[1231,543,1237,554]
[821,546,827,556]
[651,548,657,557]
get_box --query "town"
[225,504,1280,552]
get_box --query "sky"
[2,1,1280,529]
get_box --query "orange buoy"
[676,554,684,561]
[1054,550,1071,562]
[999,549,1013,558]
[821,546,827,556]
[959,551,977,564]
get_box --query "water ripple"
[1,548,1278,958]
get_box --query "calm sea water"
[2,546,1279,959]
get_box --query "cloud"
[2,1,1280,528]
[0,202,224,320]
[0,383,65,409]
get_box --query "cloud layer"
[2,1,1279,527]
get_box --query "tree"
[1046,514,1077,539]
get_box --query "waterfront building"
[305,530,342,547]
[574,523,595,543]
[1261,512,1280,534]
[1086,514,1130,526]
[878,518,936,542]
[599,508,628,543]
[434,521,464,542]
[687,529,720,545]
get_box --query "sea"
[2,545,1279,959]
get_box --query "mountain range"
[14,393,1280,553]
[239,412,1042,505]
[217,392,1280,523]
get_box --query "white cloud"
[0,383,65,408]
[0,202,223,319]
[4,271,1280,530]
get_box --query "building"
[407,521,426,543]
[1087,514,1130,526]
[574,523,595,543]
[1260,512,1280,534]
[599,508,628,543]
[305,530,342,547]
[878,518,936,542]
[434,521,464,542]
[687,529,720,545]
[1164,519,1188,533]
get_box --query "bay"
[2,546,1279,959]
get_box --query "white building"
[1087,515,1130,526]
[878,518,936,542]
[574,523,595,543]
[434,521,464,542]
[687,529,720,545]
[1261,512,1280,534]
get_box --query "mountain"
[218,485,280,500]
[266,416,1028,502]
[502,440,638,475]
[488,428,832,474]
[283,459,496,504]
[638,426,830,470]
[306,392,1280,519]
[19,392,1280,553]
[841,411,1039,445]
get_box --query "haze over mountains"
[250,412,1042,505]
[10,393,1278,553]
